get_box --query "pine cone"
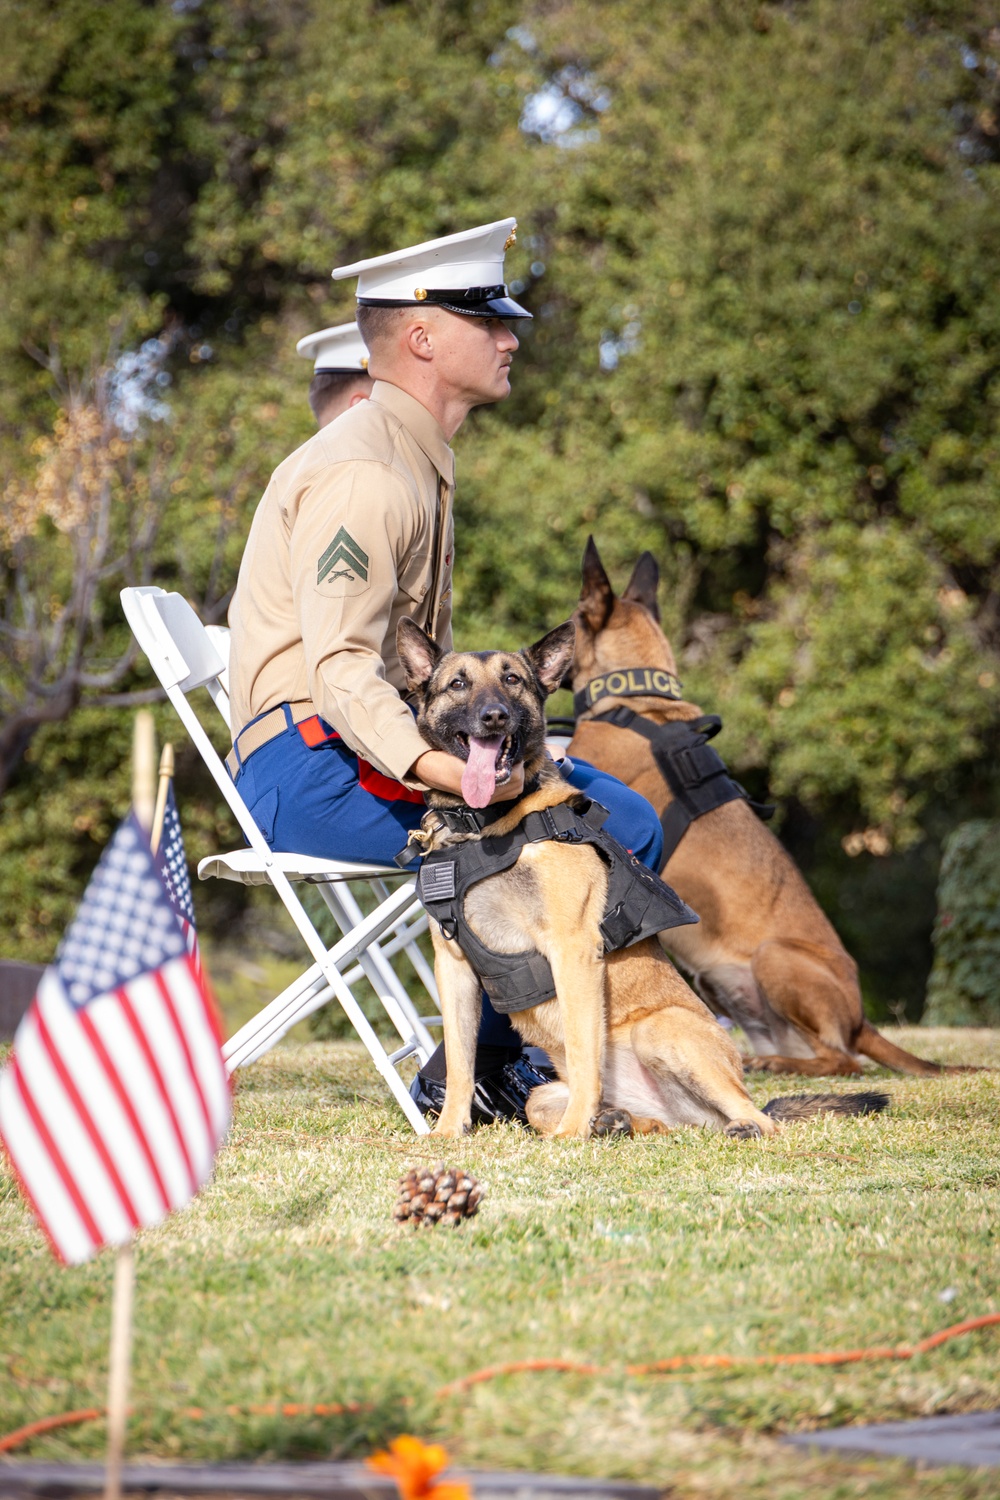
[394,1161,484,1228]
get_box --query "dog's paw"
[724,1119,764,1140]
[431,1119,472,1138]
[743,1055,780,1073]
[591,1107,634,1138]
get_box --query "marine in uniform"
[296,321,373,429]
[227,219,663,1117]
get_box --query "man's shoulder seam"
[316,401,407,469]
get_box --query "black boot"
[410,1043,555,1126]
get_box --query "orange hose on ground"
[0,1408,103,1454]
[2,1313,998,1454]
[913,1313,1000,1353]
[433,1312,1000,1397]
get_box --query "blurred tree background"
[1,0,998,1021]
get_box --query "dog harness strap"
[414,797,698,1014]
[587,707,774,863]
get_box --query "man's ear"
[622,551,661,621]
[579,535,615,632]
[524,620,576,697]
[404,315,435,364]
[396,616,441,691]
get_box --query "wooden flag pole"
[132,709,156,838]
[104,710,160,1500]
[103,1238,135,1500]
[150,742,175,857]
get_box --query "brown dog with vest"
[396,614,890,1137]
[566,538,958,1078]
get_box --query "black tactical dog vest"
[585,708,774,863]
[413,797,698,1015]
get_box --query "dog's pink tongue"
[462,736,503,808]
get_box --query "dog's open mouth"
[454,732,518,808]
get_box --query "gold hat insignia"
[414,287,428,301]
[504,225,517,251]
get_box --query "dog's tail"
[853,1020,980,1075]
[761,1091,890,1122]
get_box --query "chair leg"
[368,879,440,1008]
[341,910,438,1008]
[317,881,436,1059]
[223,961,332,1070]
[225,878,433,1133]
[230,880,419,1060]
[396,922,440,1009]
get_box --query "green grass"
[2,1027,999,1499]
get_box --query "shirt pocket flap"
[398,550,433,605]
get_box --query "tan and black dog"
[567,538,959,1078]
[396,614,889,1139]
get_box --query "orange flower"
[365,1433,471,1500]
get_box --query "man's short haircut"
[308,370,371,422]
[355,303,410,353]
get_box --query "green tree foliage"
[924,819,1000,1024]
[1,0,998,1017]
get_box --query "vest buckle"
[442,806,486,835]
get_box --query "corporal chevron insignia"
[317,527,369,585]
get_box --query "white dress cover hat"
[331,218,531,319]
[295,322,370,373]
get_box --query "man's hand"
[412,750,525,804]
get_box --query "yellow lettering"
[627,669,646,692]
[606,672,627,695]
[588,677,605,702]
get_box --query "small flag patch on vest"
[317,527,369,585]
[419,861,457,902]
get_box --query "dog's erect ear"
[579,535,615,632]
[524,620,577,697]
[622,551,661,621]
[396,616,442,692]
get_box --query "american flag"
[154,784,200,973]
[0,814,230,1265]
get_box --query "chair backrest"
[204,624,232,728]
[121,587,223,692]
[205,623,231,696]
[120,587,266,860]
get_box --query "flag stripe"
[87,998,192,1210]
[15,1016,132,1247]
[116,985,198,1198]
[171,958,231,1139]
[33,1002,140,1229]
[8,1055,102,1255]
[0,1068,91,1265]
[127,969,212,1183]
[40,975,167,1227]
[153,968,215,1157]
[76,1003,172,1219]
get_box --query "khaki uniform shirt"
[228,381,455,784]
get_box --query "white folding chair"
[201,622,440,1054]
[121,586,440,1134]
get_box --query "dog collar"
[394,778,542,865]
[573,667,683,718]
[436,776,542,835]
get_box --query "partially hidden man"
[227,219,664,1119]
[296,320,373,429]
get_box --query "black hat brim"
[358,293,532,319]
[438,295,533,319]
